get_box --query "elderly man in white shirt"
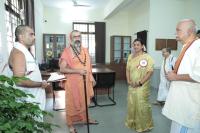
[162,19,200,133]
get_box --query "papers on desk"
[47,72,65,82]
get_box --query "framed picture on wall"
[155,39,177,50]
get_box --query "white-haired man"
[162,19,200,133]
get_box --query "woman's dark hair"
[133,38,144,45]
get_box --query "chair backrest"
[93,72,115,88]
[49,58,59,71]
[53,81,64,91]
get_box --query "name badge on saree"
[138,59,148,69]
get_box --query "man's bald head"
[178,19,196,33]
[176,19,197,43]
[14,25,35,47]
[15,25,30,42]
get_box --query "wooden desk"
[41,67,116,110]
[92,67,116,107]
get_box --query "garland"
[71,45,86,66]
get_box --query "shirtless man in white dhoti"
[8,25,49,111]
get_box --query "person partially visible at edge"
[59,30,97,133]
[162,19,200,133]
[8,25,49,112]
[197,29,200,38]
[153,48,176,106]
[125,38,154,132]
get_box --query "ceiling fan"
[72,0,91,7]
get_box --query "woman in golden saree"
[125,38,154,132]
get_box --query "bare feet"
[88,119,99,125]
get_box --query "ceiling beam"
[104,0,134,19]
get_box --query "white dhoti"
[13,42,46,111]
[157,55,176,101]
[170,121,200,133]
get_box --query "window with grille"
[5,0,25,53]
[73,22,96,63]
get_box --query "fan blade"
[74,4,90,7]
[72,0,91,7]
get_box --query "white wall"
[184,0,200,28]
[43,7,71,35]
[127,0,150,42]
[0,0,8,73]
[148,0,186,67]
[34,0,45,63]
[105,10,129,63]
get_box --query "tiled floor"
[45,80,171,133]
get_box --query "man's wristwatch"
[139,81,143,86]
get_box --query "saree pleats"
[125,82,153,132]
